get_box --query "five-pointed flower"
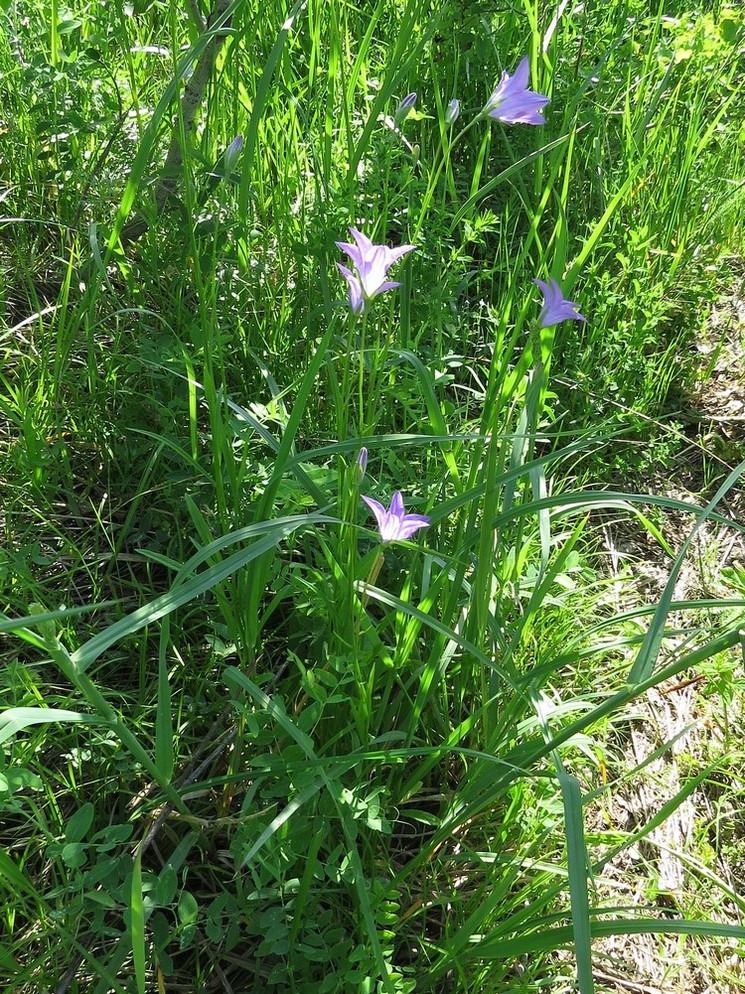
[362,491,430,544]
[483,57,549,125]
[337,227,416,313]
[533,277,587,327]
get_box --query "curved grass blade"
[70,512,332,673]
[627,459,745,684]
[0,707,105,746]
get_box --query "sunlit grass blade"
[559,772,594,994]
[155,616,174,783]
[70,513,332,673]
[0,707,105,746]
[469,917,745,961]
[237,0,309,219]
[627,459,745,684]
[129,848,147,994]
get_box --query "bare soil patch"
[587,282,745,994]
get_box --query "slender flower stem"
[524,318,555,488]
[335,307,361,443]
[530,319,544,383]
[349,546,386,745]
[361,548,385,608]
[357,311,367,436]
[414,117,480,240]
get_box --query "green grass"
[1,0,745,991]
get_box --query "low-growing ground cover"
[1,1,745,991]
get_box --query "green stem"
[49,638,188,814]
[361,548,385,610]
[413,116,480,240]
[357,311,368,436]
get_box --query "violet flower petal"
[533,277,587,327]
[395,92,417,124]
[484,57,549,125]
[336,228,416,309]
[362,491,430,544]
[337,263,365,313]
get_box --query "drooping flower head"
[533,277,587,327]
[337,227,416,313]
[362,491,430,544]
[483,57,549,125]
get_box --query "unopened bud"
[223,134,243,176]
[445,98,460,126]
[353,447,368,484]
[394,92,417,125]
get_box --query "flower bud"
[394,92,417,125]
[445,98,460,126]
[223,134,243,176]
[354,447,369,484]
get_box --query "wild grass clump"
[2,1,745,992]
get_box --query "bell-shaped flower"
[337,227,416,313]
[533,277,587,327]
[483,57,549,125]
[362,491,430,544]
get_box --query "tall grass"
[1,0,745,992]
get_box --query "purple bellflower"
[362,491,430,544]
[337,227,416,313]
[533,277,587,327]
[483,57,549,125]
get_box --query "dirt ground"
[587,284,745,993]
